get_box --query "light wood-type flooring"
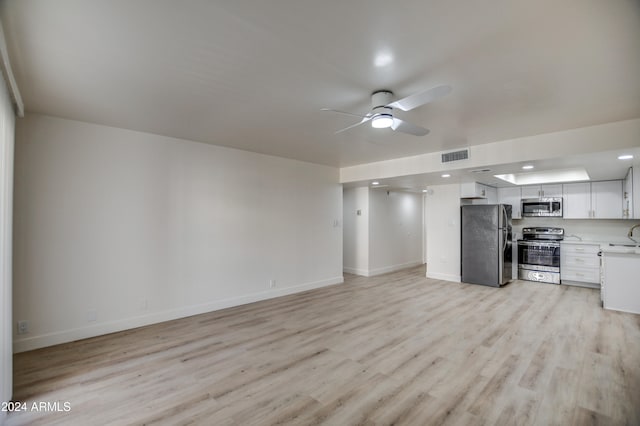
[7,266,640,425]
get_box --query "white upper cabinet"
[521,184,563,198]
[497,186,522,219]
[623,167,633,219]
[633,166,640,219]
[521,185,540,198]
[563,181,623,219]
[592,180,623,219]
[563,182,591,219]
[542,184,563,198]
[485,186,498,204]
[460,182,496,200]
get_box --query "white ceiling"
[1,0,639,169]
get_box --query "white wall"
[343,187,423,276]
[422,195,427,263]
[0,71,15,422]
[12,114,343,352]
[368,190,423,275]
[425,184,461,282]
[343,187,369,275]
[512,217,640,243]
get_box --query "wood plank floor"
[7,266,640,425]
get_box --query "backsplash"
[512,218,640,243]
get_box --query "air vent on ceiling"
[441,149,469,163]
[471,168,492,173]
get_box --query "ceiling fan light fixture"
[323,85,450,135]
[371,114,393,129]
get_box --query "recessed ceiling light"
[441,174,451,178]
[422,189,428,193]
[618,154,634,160]
[372,181,379,185]
[522,165,534,170]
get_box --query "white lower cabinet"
[601,252,640,314]
[560,243,601,288]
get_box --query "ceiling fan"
[322,85,451,136]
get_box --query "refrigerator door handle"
[498,223,504,285]
[501,206,508,252]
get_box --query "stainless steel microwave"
[521,198,563,217]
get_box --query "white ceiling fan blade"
[391,118,429,136]
[387,85,452,111]
[335,115,374,134]
[320,108,369,119]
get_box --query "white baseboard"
[367,261,423,277]
[13,276,344,353]
[426,271,461,282]
[344,261,423,277]
[343,266,369,276]
[603,305,640,315]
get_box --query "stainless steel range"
[517,227,564,284]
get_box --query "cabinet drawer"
[561,266,600,284]
[562,254,600,268]
[561,244,600,255]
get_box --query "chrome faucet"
[628,223,640,243]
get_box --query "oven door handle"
[517,241,560,247]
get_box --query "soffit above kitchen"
[0,0,639,168]
[344,145,640,192]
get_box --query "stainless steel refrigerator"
[461,204,513,287]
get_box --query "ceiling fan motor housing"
[371,91,394,129]
[371,90,394,109]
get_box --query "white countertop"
[600,245,640,255]
[560,239,640,255]
[560,240,607,245]
[561,238,632,245]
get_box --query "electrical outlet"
[269,279,276,288]
[17,320,28,335]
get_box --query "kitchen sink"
[609,243,640,247]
